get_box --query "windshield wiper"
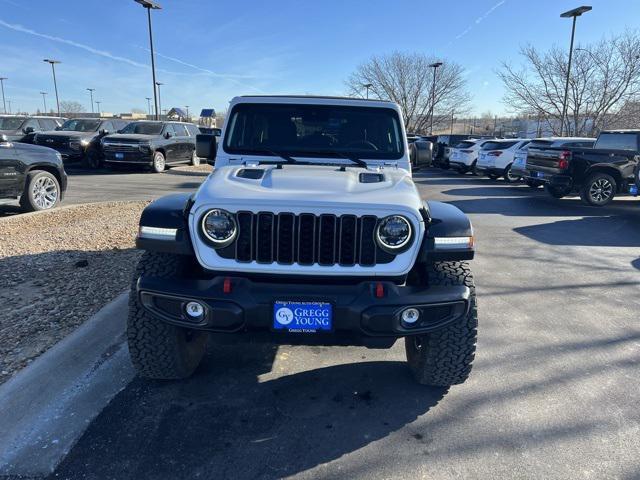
[296,149,368,168]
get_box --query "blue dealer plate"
[115,152,124,159]
[273,301,332,332]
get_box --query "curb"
[0,293,134,477]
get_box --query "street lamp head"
[135,0,162,9]
[155,82,163,86]
[560,6,592,17]
[429,62,443,68]
[362,83,373,88]
[0,77,7,81]
[43,59,61,64]
[87,88,95,92]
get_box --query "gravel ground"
[0,201,148,385]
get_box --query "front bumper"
[476,165,503,176]
[137,276,470,345]
[104,151,153,164]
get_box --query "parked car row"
[437,129,640,206]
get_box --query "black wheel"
[127,252,209,379]
[487,173,500,180]
[19,170,61,212]
[579,172,616,206]
[190,149,201,166]
[152,151,166,173]
[470,161,478,175]
[526,180,542,189]
[544,184,571,199]
[82,149,102,169]
[503,164,521,183]
[405,261,478,386]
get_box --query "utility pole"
[450,110,454,134]
[185,105,189,121]
[40,92,47,113]
[145,97,152,116]
[86,88,95,114]
[156,82,163,119]
[362,83,373,99]
[428,62,443,135]
[0,77,7,113]
[135,0,162,120]
[96,101,102,116]
[43,59,61,116]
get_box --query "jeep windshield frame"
[223,103,404,161]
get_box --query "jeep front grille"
[216,212,394,267]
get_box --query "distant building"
[199,108,217,128]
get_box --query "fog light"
[401,308,420,325]
[185,301,205,319]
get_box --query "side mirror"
[99,129,108,135]
[116,129,122,134]
[55,126,61,131]
[196,133,217,164]
[0,133,8,143]
[164,131,173,139]
[23,127,35,134]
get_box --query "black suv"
[34,118,129,168]
[0,133,67,212]
[101,121,200,173]
[0,116,65,144]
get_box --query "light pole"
[86,88,95,114]
[428,62,443,135]
[559,6,592,136]
[0,77,7,113]
[362,83,373,99]
[145,97,152,116]
[96,101,101,116]
[135,0,162,120]
[7,100,11,114]
[43,59,61,117]
[185,105,189,121]
[155,82,163,119]
[40,92,47,113]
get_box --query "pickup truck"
[525,130,640,206]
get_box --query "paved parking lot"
[43,169,640,479]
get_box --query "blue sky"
[0,0,638,116]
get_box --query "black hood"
[13,140,62,158]
[38,130,97,140]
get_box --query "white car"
[449,138,494,174]
[127,95,479,388]
[476,139,530,183]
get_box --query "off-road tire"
[579,172,617,206]
[82,149,102,169]
[544,184,571,199]
[19,170,60,212]
[405,261,478,386]
[127,252,209,379]
[152,151,166,173]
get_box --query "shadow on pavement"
[52,339,447,479]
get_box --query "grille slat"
[102,143,140,153]
[216,212,393,267]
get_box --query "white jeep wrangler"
[129,95,478,386]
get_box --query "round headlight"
[201,209,237,246]
[376,215,412,251]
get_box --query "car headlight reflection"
[376,215,412,252]
[201,209,237,247]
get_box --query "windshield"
[224,103,404,160]
[120,122,164,135]
[0,117,25,130]
[455,141,476,148]
[60,119,101,132]
[594,133,638,150]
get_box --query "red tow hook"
[223,278,233,294]
[375,282,384,298]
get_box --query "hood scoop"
[359,172,385,183]
[236,168,265,180]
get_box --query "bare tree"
[498,30,640,136]
[345,52,471,134]
[59,100,84,114]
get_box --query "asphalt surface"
[20,168,640,479]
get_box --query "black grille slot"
[236,211,253,262]
[256,212,274,263]
[339,215,357,266]
[318,215,337,265]
[277,213,295,264]
[297,214,316,265]
[359,216,377,266]
[214,212,395,266]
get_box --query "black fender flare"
[418,201,475,262]
[136,193,195,255]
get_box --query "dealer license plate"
[535,171,544,178]
[273,301,332,333]
[115,152,124,159]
